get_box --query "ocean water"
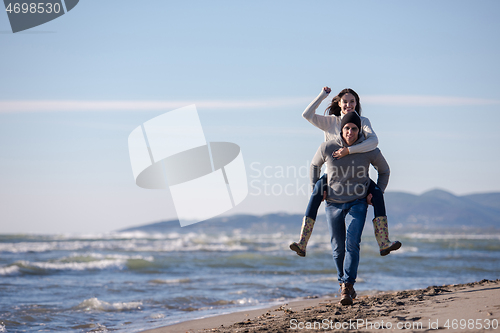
[1,218,500,333]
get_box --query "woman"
[290,87,401,257]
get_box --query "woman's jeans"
[305,176,385,220]
[326,198,368,284]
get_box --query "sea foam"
[0,265,20,276]
[75,298,143,312]
[404,233,500,240]
[12,259,126,272]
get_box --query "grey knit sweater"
[310,136,390,204]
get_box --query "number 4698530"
[5,3,61,14]
[444,319,498,330]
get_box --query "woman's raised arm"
[302,87,336,131]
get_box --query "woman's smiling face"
[338,93,357,115]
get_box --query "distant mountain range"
[121,189,500,233]
[384,189,500,229]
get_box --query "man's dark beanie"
[341,112,362,131]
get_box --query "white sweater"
[302,90,378,154]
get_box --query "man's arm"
[310,144,326,192]
[370,150,390,193]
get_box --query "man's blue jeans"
[306,176,385,220]
[325,198,368,285]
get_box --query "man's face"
[338,93,357,115]
[342,123,359,146]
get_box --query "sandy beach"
[142,279,500,333]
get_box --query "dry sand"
[142,279,500,333]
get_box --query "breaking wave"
[75,298,143,312]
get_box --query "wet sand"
[142,279,500,332]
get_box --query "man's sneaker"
[340,282,356,306]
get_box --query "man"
[310,112,390,306]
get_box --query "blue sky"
[1,1,500,233]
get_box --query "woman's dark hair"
[325,88,362,116]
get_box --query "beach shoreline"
[141,279,500,333]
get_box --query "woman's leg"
[367,180,402,256]
[305,174,327,220]
[290,174,327,257]
[367,179,386,217]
